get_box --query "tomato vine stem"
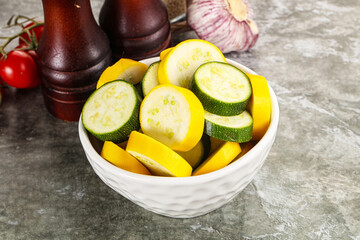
[0,15,44,59]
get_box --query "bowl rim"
[78,57,279,185]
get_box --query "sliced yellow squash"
[126,131,192,177]
[158,39,226,88]
[140,84,204,152]
[160,47,174,60]
[192,141,241,176]
[101,141,151,175]
[246,74,271,140]
[97,58,148,89]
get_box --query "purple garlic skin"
[187,0,259,53]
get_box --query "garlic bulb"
[187,0,259,53]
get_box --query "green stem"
[0,15,43,59]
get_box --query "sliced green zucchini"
[190,61,252,116]
[204,110,253,143]
[82,80,142,143]
[134,81,143,97]
[142,61,160,97]
[176,134,211,169]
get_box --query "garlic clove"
[187,0,259,53]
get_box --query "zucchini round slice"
[141,61,160,97]
[191,61,252,116]
[204,110,253,143]
[82,80,142,143]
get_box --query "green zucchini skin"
[141,61,160,97]
[190,61,252,116]
[134,81,143,97]
[205,121,253,143]
[82,80,142,143]
[201,134,211,161]
[191,81,249,116]
[194,134,211,168]
[204,111,253,143]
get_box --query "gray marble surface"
[0,0,359,239]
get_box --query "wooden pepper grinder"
[99,0,172,61]
[37,0,112,121]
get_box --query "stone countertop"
[0,0,359,239]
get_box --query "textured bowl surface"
[78,57,279,218]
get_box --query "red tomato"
[27,50,39,63]
[0,50,40,89]
[15,43,40,61]
[18,22,44,45]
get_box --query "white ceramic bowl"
[78,57,279,218]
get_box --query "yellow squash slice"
[140,84,204,152]
[97,58,148,89]
[126,131,192,177]
[160,47,174,60]
[246,74,271,140]
[192,141,241,176]
[158,39,226,88]
[101,141,151,175]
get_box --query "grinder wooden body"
[37,0,112,121]
[99,0,172,61]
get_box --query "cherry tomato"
[15,43,40,61]
[0,50,40,89]
[18,22,44,45]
